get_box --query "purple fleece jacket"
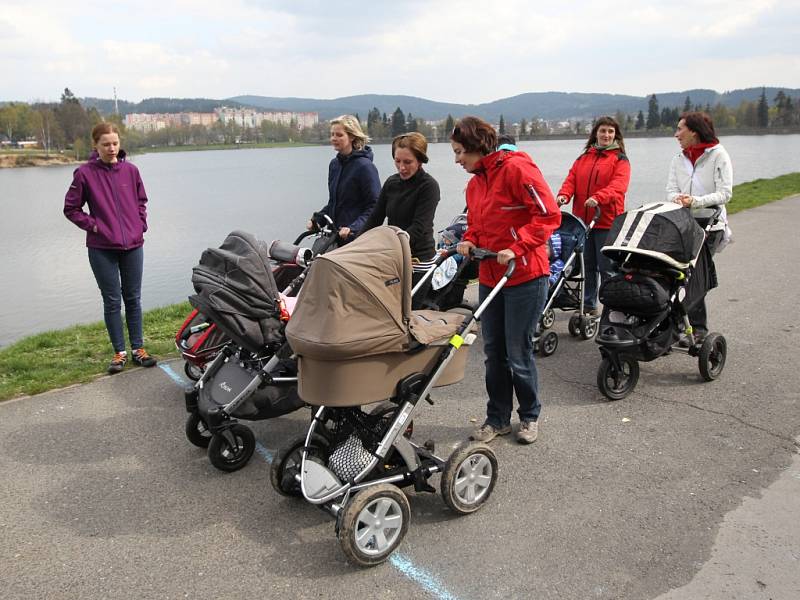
[64,150,148,250]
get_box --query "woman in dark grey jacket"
[361,132,439,262]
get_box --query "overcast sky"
[2,0,798,104]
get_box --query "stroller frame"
[272,249,514,567]
[536,209,602,357]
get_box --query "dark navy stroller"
[534,210,601,357]
[594,203,728,400]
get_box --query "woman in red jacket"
[556,116,631,315]
[452,116,560,445]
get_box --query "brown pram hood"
[286,226,463,360]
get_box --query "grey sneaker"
[516,420,539,444]
[470,423,511,442]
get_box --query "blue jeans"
[88,246,145,353]
[478,276,548,426]
[584,229,613,310]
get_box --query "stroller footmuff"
[595,203,728,400]
[274,226,514,567]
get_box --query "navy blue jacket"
[321,146,380,236]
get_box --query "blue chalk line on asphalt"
[161,362,464,600]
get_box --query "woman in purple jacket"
[64,123,157,373]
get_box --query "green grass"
[0,302,191,400]
[729,172,800,214]
[2,172,799,402]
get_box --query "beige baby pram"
[270,226,515,567]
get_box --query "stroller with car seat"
[271,226,514,567]
[182,221,338,472]
[594,203,727,400]
[535,209,602,357]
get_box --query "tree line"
[3,88,799,157]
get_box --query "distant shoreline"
[3,128,799,169]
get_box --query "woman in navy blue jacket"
[309,115,380,242]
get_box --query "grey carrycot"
[285,226,474,407]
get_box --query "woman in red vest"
[556,116,631,315]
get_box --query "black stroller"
[535,210,602,357]
[271,226,513,567]
[182,221,337,472]
[594,203,728,400]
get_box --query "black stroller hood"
[189,230,283,352]
[602,203,705,269]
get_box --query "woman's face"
[95,133,120,163]
[674,119,699,149]
[451,141,482,173]
[595,124,616,147]
[394,147,421,180]
[330,124,353,155]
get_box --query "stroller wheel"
[541,308,556,329]
[540,330,559,357]
[207,424,256,472]
[568,314,581,337]
[579,316,599,340]
[441,441,498,515]
[698,333,727,381]
[185,413,212,448]
[597,357,639,401]
[338,483,410,567]
[270,434,329,497]
[184,361,204,381]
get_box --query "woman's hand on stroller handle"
[462,246,516,278]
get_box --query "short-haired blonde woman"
[310,114,380,242]
[63,122,157,373]
[361,132,439,261]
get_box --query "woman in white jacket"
[666,111,733,340]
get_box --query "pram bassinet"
[286,226,475,407]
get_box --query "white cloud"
[1,0,798,103]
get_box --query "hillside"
[71,87,800,122]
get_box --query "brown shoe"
[516,420,538,444]
[470,423,511,442]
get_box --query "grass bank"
[1,173,799,401]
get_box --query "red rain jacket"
[557,147,630,229]
[463,150,561,287]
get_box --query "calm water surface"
[1,134,798,346]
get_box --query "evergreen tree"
[635,110,645,130]
[391,107,406,137]
[519,118,527,136]
[445,114,454,135]
[646,94,660,129]
[683,95,692,113]
[406,112,416,132]
[57,88,90,146]
[757,88,769,127]
[498,114,506,134]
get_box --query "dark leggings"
[88,246,144,352]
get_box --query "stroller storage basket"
[600,272,670,315]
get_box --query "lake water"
[1,134,798,347]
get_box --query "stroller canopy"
[602,203,705,269]
[287,226,462,361]
[189,230,283,351]
[286,226,413,360]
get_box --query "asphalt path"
[2,196,799,600]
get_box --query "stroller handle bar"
[470,247,516,280]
